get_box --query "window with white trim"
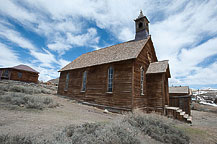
[64,72,69,91]
[108,66,113,92]
[81,71,87,92]
[140,67,144,95]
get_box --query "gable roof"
[169,86,189,94]
[146,60,169,74]
[59,36,150,72]
[12,65,39,74]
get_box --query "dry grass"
[0,92,58,110]
[0,113,189,144]
[0,80,58,110]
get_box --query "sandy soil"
[0,94,118,140]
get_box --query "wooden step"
[187,116,192,121]
[180,111,185,116]
[184,114,189,119]
[176,109,182,113]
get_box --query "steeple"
[134,10,149,41]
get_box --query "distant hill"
[47,77,59,85]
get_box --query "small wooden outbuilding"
[169,86,191,115]
[58,11,171,113]
[0,64,39,83]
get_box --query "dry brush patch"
[0,80,58,110]
[0,113,190,144]
[0,92,58,110]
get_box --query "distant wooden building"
[169,86,191,115]
[0,64,39,83]
[58,11,171,113]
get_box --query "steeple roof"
[134,10,149,23]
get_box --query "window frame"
[81,71,87,92]
[18,72,22,79]
[64,72,69,91]
[107,66,114,93]
[140,66,144,95]
[2,69,9,77]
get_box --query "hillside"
[0,80,216,144]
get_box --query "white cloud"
[47,42,71,55]
[0,25,36,51]
[30,49,58,68]
[59,59,70,69]
[0,0,217,87]
[66,28,99,46]
[0,43,21,67]
[0,0,36,23]
[118,27,134,42]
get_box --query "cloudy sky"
[0,0,217,89]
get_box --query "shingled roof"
[169,86,189,94]
[12,65,39,74]
[146,60,169,75]
[59,36,150,72]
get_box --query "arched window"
[64,72,69,91]
[140,67,144,95]
[108,66,114,92]
[82,71,87,92]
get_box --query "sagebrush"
[0,92,58,110]
[0,113,190,144]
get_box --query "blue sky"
[0,0,217,89]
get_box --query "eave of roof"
[146,60,170,75]
[0,65,39,74]
[169,86,189,94]
[12,65,39,74]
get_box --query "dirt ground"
[0,94,217,143]
[0,94,118,140]
[176,110,217,144]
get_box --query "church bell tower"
[134,10,149,41]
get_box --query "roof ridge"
[82,39,137,56]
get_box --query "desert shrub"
[40,88,52,94]
[8,85,47,94]
[0,92,58,110]
[0,113,189,144]
[52,113,189,144]
[0,80,53,95]
[0,134,33,144]
[54,122,140,144]
[122,113,190,144]
[0,85,9,92]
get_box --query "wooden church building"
[58,11,171,113]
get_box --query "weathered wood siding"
[146,72,169,113]
[146,73,164,108]
[133,38,158,109]
[10,69,38,83]
[58,60,133,109]
[0,69,38,83]
[169,94,191,115]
